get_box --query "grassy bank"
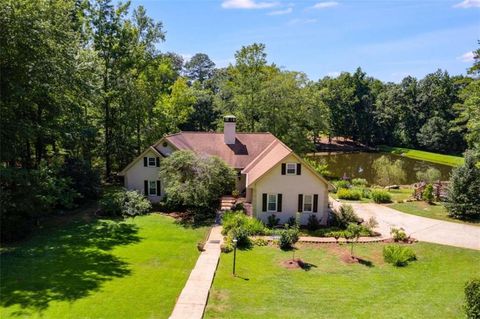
[389,201,480,226]
[379,145,464,167]
[205,243,480,319]
[1,213,208,319]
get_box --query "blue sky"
[131,0,480,82]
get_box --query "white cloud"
[453,0,480,8]
[458,51,475,62]
[288,18,317,25]
[267,7,293,15]
[222,0,278,9]
[312,1,339,9]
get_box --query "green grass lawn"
[389,201,480,226]
[1,212,208,319]
[379,145,464,167]
[205,243,480,319]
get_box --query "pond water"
[313,152,453,185]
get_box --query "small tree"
[416,167,441,183]
[422,184,434,204]
[464,278,480,319]
[372,155,406,187]
[159,150,236,220]
[445,151,480,220]
[345,223,362,258]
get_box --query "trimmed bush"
[383,245,416,266]
[100,189,151,218]
[464,278,480,318]
[352,178,368,187]
[334,180,351,190]
[222,211,266,237]
[307,214,321,231]
[337,189,362,200]
[371,189,392,203]
[390,227,408,242]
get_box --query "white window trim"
[286,163,297,175]
[148,157,156,167]
[149,180,157,196]
[303,194,313,213]
[267,194,277,212]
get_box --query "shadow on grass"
[357,257,374,267]
[0,218,140,315]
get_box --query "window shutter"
[281,163,286,175]
[297,163,301,175]
[156,157,160,167]
[143,157,147,167]
[277,194,282,212]
[156,181,161,196]
[298,194,303,212]
[262,193,267,212]
[313,194,319,212]
[144,180,148,195]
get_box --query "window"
[267,194,277,212]
[303,194,313,212]
[148,157,156,167]
[149,180,157,195]
[286,163,297,175]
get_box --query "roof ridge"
[242,139,281,173]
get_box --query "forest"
[1,0,479,240]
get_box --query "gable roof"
[157,132,276,169]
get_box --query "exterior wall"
[124,149,164,203]
[156,140,175,156]
[251,154,329,225]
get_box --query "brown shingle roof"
[158,132,277,169]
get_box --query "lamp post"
[232,237,238,276]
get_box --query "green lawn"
[205,243,480,319]
[1,212,208,319]
[389,201,480,226]
[379,145,464,167]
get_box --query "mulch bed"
[280,258,316,270]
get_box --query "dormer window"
[286,163,297,175]
[148,157,156,167]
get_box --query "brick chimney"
[224,115,236,145]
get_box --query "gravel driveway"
[331,199,480,250]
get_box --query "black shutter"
[277,194,282,212]
[281,163,286,175]
[143,157,147,167]
[297,163,301,175]
[298,194,303,212]
[313,194,319,212]
[144,180,148,195]
[156,181,161,196]
[262,193,267,212]
[156,157,160,167]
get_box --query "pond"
[313,152,453,185]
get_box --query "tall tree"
[184,53,215,84]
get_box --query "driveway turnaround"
[169,226,223,319]
[346,202,480,250]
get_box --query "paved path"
[169,226,223,319]
[331,199,480,250]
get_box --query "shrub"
[337,189,361,200]
[222,211,266,237]
[307,214,321,231]
[232,189,240,198]
[252,238,268,246]
[361,188,371,199]
[278,226,299,250]
[464,278,480,318]
[352,178,368,187]
[364,217,379,232]
[390,227,408,242]
[371,189,392,203]
[446,151,480,220]
[267,214,280,228]
[100,189,151,218]
[422,184,434,204]
[334,180,351,190]
[383,245,416,266]
[287,216,297,227]
[332,204,360,228]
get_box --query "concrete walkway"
[169,226,223,319]
[331,199,480,250]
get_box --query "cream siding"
[252,154,329,225]
[124,149,164,203]
[156,140,175,156]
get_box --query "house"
[119,115,331,225]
